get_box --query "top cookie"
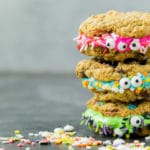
[74,10,150,61]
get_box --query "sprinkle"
[1,127,150,150]
[146,78,150,82]
[145,146,150,150]
[15,134,23,139]
[125,134,130,139]
[14,130,21,135]
[135,88,142,94]
[98,101,104,106]
[144,72,148,77]
[74,34,150,54]
[8,139,14,143]
[82,80,89,88]
[1,141,9,144]
[31,142,36,146]
[64,125,74,132]
[114,81,119,87]
[113,138,125,146]
[39,131,49,137]
[34,133,39,137]
[25,139,31,144]
[98,147,107,150]
[106,145,113,150]
[103,140,111,146]
[117,145,130,150]
[54,139,62,145]
[145,136,150,142]
[68,146,74,150]
[17,143,24,147]
[96,82,102,88]
[86,145,92,149]
[128,104,137,110]
[53,128,64,134]
[39,139,50,145]
[28,133,34,137]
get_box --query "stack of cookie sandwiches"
[74,10,150,137]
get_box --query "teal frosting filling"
[82,72,150,93]
[82,108,150,135]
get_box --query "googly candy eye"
[130,39,140,51]
[119,77,130,89]
[130,116,141,127]
[105,38,115,49]
[117,42,128,52]
[131,76,142,87]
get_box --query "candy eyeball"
[119,77,130,89]
[130,39,140,51]
[130,116,141,127]
[131,76,142,87]
[105,38,115,49]
[117,42,128,52]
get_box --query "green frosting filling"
[82,108,150,135]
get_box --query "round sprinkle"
[64,125,74,132]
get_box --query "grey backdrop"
[0,0,150,74]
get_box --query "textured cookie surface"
[79,10,150,38]
[77,47,150,62]
[75,10,150,61]
[76,58,150,81]
[87,97,150,117]
[94,91,150,102]
[76,58,150,102]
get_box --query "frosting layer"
[81,108,150,137]
[82,72,150,94]
[74,34,150,54]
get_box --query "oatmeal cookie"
[87,97,150,117]
[74,10,150,61]
[81,98,150,137]
[76,58,150,102]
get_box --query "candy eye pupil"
[132,43,136,47]
[125,81,128,85]
[107,43,110,47]
[123,45,126,49]
[135,79,139,83]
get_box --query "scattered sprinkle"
[53,127,64,134]
[64,125,74,132]
[0,125,149,149]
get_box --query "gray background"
[0,0,150,74]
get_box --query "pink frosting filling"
[74,33,150,54]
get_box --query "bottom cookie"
[81,108,150,137]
